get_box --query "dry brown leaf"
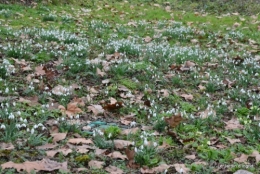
[102,79,110,84]
[36,143,58,150]
[106,151,127,160]
[121,127,140,135]
[144,36,152,43]
[140,164,171,174]
[1,158,68,173]
[165,6,171,12]
[159,89,170,97]
[249,150,260,163]
[87,105,104,116]
[71,97,85,107]
[125,147,135,161]
[223,78,236,88]
[0,143,14,150]
[185,154,196,160]
[88,160,104,169]
[59,102,83,117]
[18,96,39,106]
[234,170,253,174]
[225,137,241,144]
[96,68,106,77]
[234,154,249,163]
[35,66,46,76]
[114,140,133,149]
[51,133,67,143]
[12,58,28,66]
[173,163,190,173]
[165,114,183,128]
[224,117,244,130]
[46,148,72,157]
[68,138,93,145]
[198,84,206,90]
[105,165,124,174]
[233,22,241,28]
[95,148,107,156]
[180,94,193,101]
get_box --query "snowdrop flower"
[16,124,21,129]
[21,123,26,128]
[140,145,144,150]
[75,114,80,119]
[134,147,138,153]
[8,113,15,119]
[1,124,6,129]
[31,128,35,134]
[180,168,183,173]
[153,142,157,147]
[108,133,112,139]
[27,128,30,132]
[144,138,148,146]
[5,87,9,93]
[42,126,46,130]
[130,121,136,127]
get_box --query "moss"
[119,78,137,90]
[75,155,90,164]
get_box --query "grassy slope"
[0,1,260,173]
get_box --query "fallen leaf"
[36,143,58,150]
[234,169,253,174]
[103,101,123,111]
[106,151,127,160]
[0,143,14,150]
[68,138,93,145]
[51,133,67,143]
[140,164,172,174]
[224,117,244,130]
[1,158,68,173]
[249,150,260,163]
[88,160,104,169]
[225,137,241,144]
[105,165,124,174]
[87,105,104,116]
[185,154,196,160]
[165,6,171,12]
[144,36,152,43]
[114,140,133,149]
[96,68,106,77]
[46,147,72,157]
[180,94,193,101]
[35,66,46,76]
[173,163,190,173]
[165,114,183,128]
[121,127,140,135]
[59,102,83,117]
[234,154,249,163]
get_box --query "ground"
[0,0,260,173]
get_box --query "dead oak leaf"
[140,164,172,174]
[1,158,68,173]
[36,143,58,150]
[68,138,93,145]
[249,150,260,163]
[164,114,183,128]
[144,36,152,43]
[225,137,241,144]
[88,160,104,169]
[173,163,190,173]
[46,147,72,157]
[234,154,249,163]
[180,94,193,101]
[185,154,196,160]
[114,140,133,149]
[106,151,127,160]
[51,133,67,143]
[0,143,14,150]
[35,66,46,76]
[96,68,106,77]
[59,102,83,117]
[105,165,124,174]
[224,117,244,130]
[87,105,104,116]
[121,127,140,135]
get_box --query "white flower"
[153,142,158,147]
[144,138,148,146]
[16,124,21,129]
[21,123,26,128]
[134,147,138,153]
[0,124,6,129]
[8,113,15,119]
[31,128,35,134]
[130,121,136,127]
[108,133,112,138]
[5,87,9,93]
[180,168,183,173]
